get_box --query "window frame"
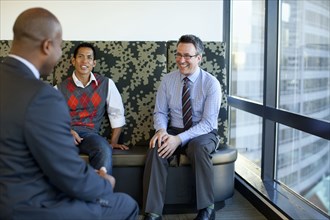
[223,0,330,219]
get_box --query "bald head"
[13,7,61,43]
[10,8,63,76]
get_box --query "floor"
[138,190,267,220]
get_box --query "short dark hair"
[177,34,204,55]
[73,42,96,60]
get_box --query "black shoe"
[194,207,215,220]
[143,213,162,220]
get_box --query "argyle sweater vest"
[57,74,108,133]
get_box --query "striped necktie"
[182,77,192,130]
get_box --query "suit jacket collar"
[8,55,40,79]
[2,56,37,79]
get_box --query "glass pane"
[279,0,330,122]
[231,0,265,103]
[276,124,330,215]
[230,107,262,171]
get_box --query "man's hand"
[157,134,181,158]
[109,127,129,150]
[149,129,181,158]
[97,168,116,189]
[111,143,129,150]
[149,129,168,149]
[70,129,83,145]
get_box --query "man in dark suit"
[0,7,138,220]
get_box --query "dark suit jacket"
[0,57,114,219]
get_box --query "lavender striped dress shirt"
[153,67,222,146]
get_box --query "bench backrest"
[0,40,227,147]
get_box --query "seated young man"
[55,42,128,174]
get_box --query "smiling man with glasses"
[142,34,222,220]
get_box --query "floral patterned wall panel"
[0,40,227,146]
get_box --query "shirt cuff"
[178,132,190,146]
[109,117,126,128]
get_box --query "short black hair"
[73,42,96,60]
[177,34,204,55]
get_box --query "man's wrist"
[156,128,166,133]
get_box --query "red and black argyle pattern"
[57,74,108,132]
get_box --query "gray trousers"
[143,128,218,215]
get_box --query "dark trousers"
[143,128,218,215]
[76,130,113,174]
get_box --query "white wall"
[0,0,223,41]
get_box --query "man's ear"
[93,60,96,67]
[197,54,203,64]
[71,57,76,65]
[41,39,52,55]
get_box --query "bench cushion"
[111,145,237,167]
[179,145,237,166]
[113,147,147,167]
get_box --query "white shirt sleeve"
[106,79,126,128]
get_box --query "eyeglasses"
[174,53,198,60]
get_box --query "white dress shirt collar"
[72,72,98,88]
[9,54,40,79]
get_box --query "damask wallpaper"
[0,40,227,147]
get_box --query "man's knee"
[187,137,215,156]
[96,140,112,154]
[117,193,139,217]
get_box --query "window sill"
[234,154,329,220]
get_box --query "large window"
[230,107,262,169]
[277,0,330,214]
[228,0,330,217]
[279,1,330,122]
[230,0,265,172]
[231,0,265,103]
[277,124,330,214]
